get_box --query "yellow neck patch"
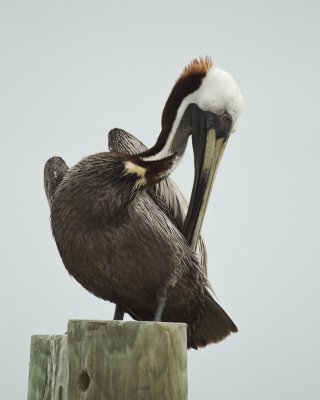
[124,161,147,188]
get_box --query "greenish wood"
[27,321,188,400]
[27,334,68,400]
[27,335,50,400]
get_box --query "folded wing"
[108,128,207,276]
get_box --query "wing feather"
[44,156,69,208]
[108,128,207,276]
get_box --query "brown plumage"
[179,56,213,81]
[44,58,240,348]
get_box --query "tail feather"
[192,291,237,348]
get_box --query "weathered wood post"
[27,320,188,400]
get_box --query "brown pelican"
[44,57,243,348]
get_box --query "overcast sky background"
[1,1,319,399]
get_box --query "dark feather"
[108,128,207,275]
[44,131,237,348]
[44,156,69,207]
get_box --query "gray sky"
[1,1,319,399]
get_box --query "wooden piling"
[27,320,188,400]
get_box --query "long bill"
[183,125,229,251]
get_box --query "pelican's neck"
[123,99,197,188]
[124,115,191,188]
[138,103,194,170]
[140,129,177,162]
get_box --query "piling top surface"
[68,319,187,328]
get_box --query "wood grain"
[27,320,188,400]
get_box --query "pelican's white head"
[159,57,244,248]
[190,64,244,132]
[165,57,244,139]
[143,57,243,163]
[133,57,244,248]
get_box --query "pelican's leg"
[113,304,125,320]
[154,289,167,322]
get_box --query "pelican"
[44,57,243,349]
